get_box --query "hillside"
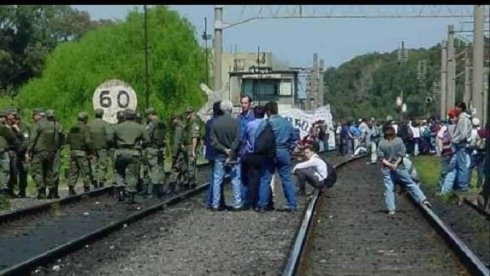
[323,42,476,121]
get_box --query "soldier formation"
[0,107,202,203]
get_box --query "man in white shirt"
[292,145,328,196]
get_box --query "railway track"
[284,158,489,276]
[0,150,340,275]
[0,163,212,276]
[463,197,490,220]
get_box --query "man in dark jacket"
[210,100,243,211]
[204,101,226,209]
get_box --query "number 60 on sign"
[92,79,138,124]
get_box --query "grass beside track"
[413,155,481,201]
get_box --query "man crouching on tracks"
[112,109,150,203]
[210,100,244,211]
[377,124,431,215]
[293,144,336,196]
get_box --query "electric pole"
[472,5,485,123]
[447,25,456,110]
[319,58,324,107]
[202,17,212,86]
[213,5,223,91]
[463,47,471,106]
[440,40,448,120]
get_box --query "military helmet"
[78,111,89,120]
[95,108,104,117]
[145,107,156,116]
[124,109,136,120]
[46,109,56,118]
[117,110,125,120]
[33,108,46,116]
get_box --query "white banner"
[279,105,336,149]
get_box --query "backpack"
[152,121,166,147]
[254,120,276,159]
[320,156,337,188]
[423,127,431,138]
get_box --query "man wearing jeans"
[256,101,298,212]
[210,100,243,211]
[451,102,473,192]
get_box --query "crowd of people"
[332,101,488,213]
[0,106,202,202]
[204,96,335,212]
[0,97,336,211]
[2,98,485,213]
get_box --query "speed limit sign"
[93,79,137,124]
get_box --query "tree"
[18,6,206,128]
[0,5,113,95]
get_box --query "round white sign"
[93,79,137,124]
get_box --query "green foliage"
[324,44,465,121]
[0,5,111,95]
[18,6,206,128]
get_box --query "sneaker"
[388,210,396,215]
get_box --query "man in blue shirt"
[242,105,266,209]
[238,95,255,206]
[256,101,298,212]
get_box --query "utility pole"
[319,58,324,106]
[447,25,456,110]
[311,53,318,110]
[213,5,223,91]
[144,4,150,109]
[472,5,485,123]
[463,47,471,106]
[202,17,212,86]
[440,40,448,120]
[397,41,408,122]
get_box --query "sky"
[73,5,484,68]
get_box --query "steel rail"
[282,154,365,276]
[0,163,211,224]
[283,157,490,276]
[406,187,490,275]
[0,181,210,276]
[463,197,490,220]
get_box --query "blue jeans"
[467,152,485,188]
[453,143,470,191]
[257,159,274,208]
[240,162,249,207]
[212,158,242,209]
[382,166,427,211]
[440,154,457,194]
[257,149,297,209]
[206,162,226,208]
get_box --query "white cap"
[472,118,480,126]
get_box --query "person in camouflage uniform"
[108,111,126,185]
[6,109,30,198]
[134,112,147,193]
[66,112,93,195]
[185,107,201,189]
[169,114,188,194]
[46,110,65,198]
[88,108,111,189]
[144,107,166,197]
[0,111,17,197]
[112,109,149,202]
[28,108,62,199]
